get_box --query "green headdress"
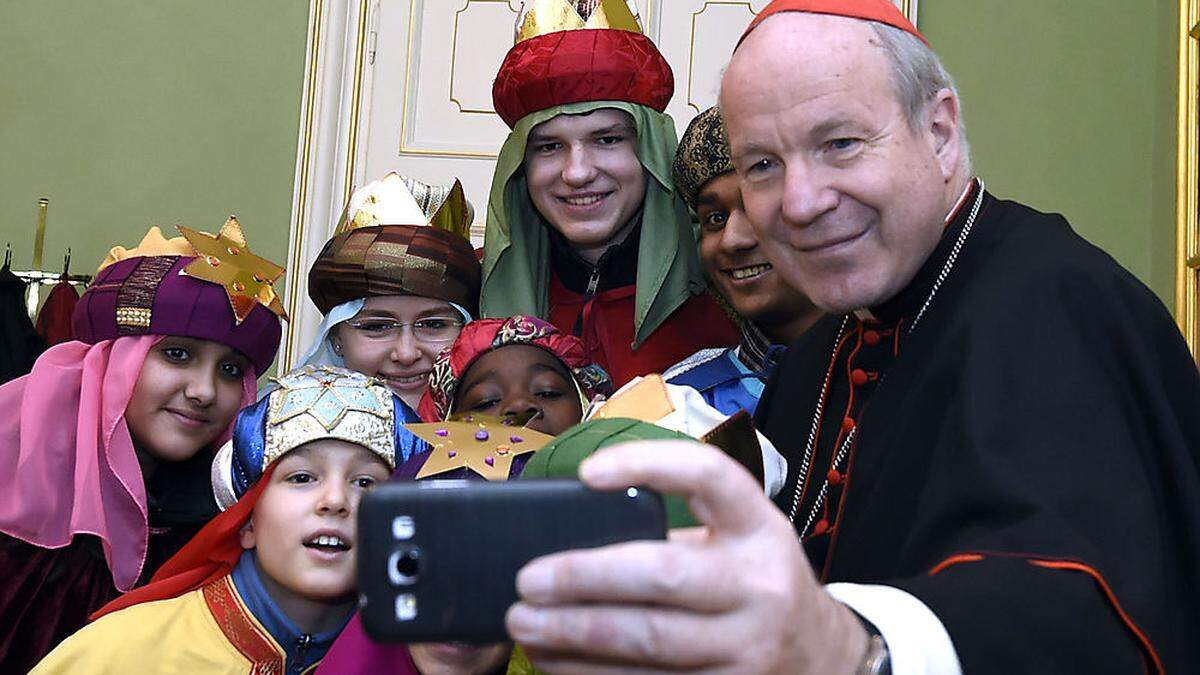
[479,100,707,348]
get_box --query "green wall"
[922,0,1179,308]
[0,1,309,288]
[0,0,1181,312]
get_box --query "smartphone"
[357,479,667,643]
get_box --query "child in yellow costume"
[32,366,427,674]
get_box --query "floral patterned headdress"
[418,315,612,423]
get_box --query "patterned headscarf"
[672,106,735,211]
[418,315,612,423]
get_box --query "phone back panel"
[357,479,666,642]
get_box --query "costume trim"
[661,348,726,380]
[202,576,285,674]
[927,552,1164,674]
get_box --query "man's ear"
[926,88,962,181]
[239,519,256,551]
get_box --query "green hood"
[479,101,706,348]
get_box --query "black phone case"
[357,479,666,643]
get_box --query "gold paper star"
[177,217,288,324]
[590,374,675,422]
[406,416,554,481]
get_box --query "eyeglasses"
[344,317,464,343]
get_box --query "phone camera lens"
[388,548,421,586]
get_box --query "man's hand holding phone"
[504,440,870,674]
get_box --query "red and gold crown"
[492,0,674,128]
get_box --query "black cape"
[756,184,1200,673]
[0,265,45,384]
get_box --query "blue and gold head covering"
[212,365,427,509]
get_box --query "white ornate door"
[283,0,916,367]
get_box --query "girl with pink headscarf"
[0,222,286,672]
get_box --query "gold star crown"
[177,217,288,324]
[334,172,474,241]
[96,226,196,274]
[405,415,555,481]
[515,0,642,44]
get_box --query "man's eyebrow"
[589,123,635,137]
[696,191,724,207]
[730,140,770,163]
[808,117,860,140]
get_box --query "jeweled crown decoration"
[177,217,288,324]
[263,366,397,469]
[515,0,642,43]
[334,172,474,241]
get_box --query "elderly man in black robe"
[501,0,1200,672]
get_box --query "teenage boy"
[479,0,738,387]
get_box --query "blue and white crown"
[212,365,426,509]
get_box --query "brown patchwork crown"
[308,173,481,316]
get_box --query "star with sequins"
[177,217,288,323]
[406,416,554,481]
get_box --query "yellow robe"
[31,575,312,674]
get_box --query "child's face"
[409,642,512,675]
[454,344,583,436]
[332,295,464,410]
[241,439,391,603]
[125,336,248,463]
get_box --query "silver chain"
[799,426,856,537]
[907,180,986,337]
[787,181,986,539]
[786,316,849,525]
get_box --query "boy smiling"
[33,366,426,674]
[480,0,738,387]
[665,106,823,415]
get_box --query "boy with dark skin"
[666,106,822,416]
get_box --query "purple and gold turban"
[72,220,286,375]
[308,173,482,317]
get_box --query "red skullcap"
[742,0,929,47]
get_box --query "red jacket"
[548,273,738,388]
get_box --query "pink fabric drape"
[0,337,255,591]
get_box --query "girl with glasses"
[301,173,482,411]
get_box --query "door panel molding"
[1178,0,1198,357]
